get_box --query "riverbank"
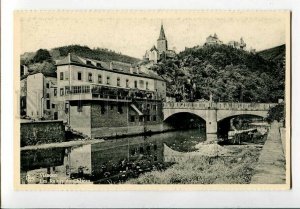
[127,144,263,184]
[251,121,286,184]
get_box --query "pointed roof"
[158,24,166,40]
[150,45,158,51]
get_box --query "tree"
[32,49,52,63]
[266,103,285,124]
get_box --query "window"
[60,88,64,96]
[146,81,149,90]
[134,80,138,88]
[98,75,102,84]
[147,104,150,111]
[78,72,82,80]
[88,73,93,82]
[77,103,83,112]
[139,116,143,122]
[153,115,157,121]
[126,79,129,88]
[107,76,110,85]
[146,115,150,121]
[96,63,102,68]
[52,104,55,109]
[118,104,123,114]
[152,104,157,111]
[130,115,135,122]
[46,93,50,98]
[60,72,64,80]
[65,86,70,95]
[54,89,57,96]
[46,100,50,109]
[86,60,92,65]
[139,80,144,88]
[65,103,69,113]
[130,149,136,156]
[101,104,106,114]
[46,83,50,88]
[65,71,69,80]
[117,77,120,86]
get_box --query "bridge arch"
[163,109,207,122]
[163,112,206,130]
[217,110,268,122]
[164,111,206,122]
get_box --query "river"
[21,128,206,184]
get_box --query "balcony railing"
[64,84,163,101]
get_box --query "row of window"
[137,103,157,111]
[98,104,123,115]
[59,71,150,89]
[130,115,157,122]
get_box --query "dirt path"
[251,121,286,184]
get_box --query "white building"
[26,72,57,120]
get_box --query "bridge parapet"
[163,102,277,111]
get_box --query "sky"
[18,12,288,58]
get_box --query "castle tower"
[157,24,168,53]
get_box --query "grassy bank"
[127,145,262,184]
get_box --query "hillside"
[21,44,139,66]
[150,44,285,103]
[258,44,285,64]
[50,45,140,64]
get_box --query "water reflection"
[21,129,206,184]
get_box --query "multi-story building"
[204,33,223,46]
[25,72,57,120]
[55,53,166,138]
[228,37,247,50]
[144,24,176,63]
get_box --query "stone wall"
[21,120,65,147]
[91,101,129,128]
[69,101,91,136]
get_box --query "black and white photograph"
[14,11,290,189]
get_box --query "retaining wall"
[21,120,65,147]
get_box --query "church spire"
[158,23,166,40]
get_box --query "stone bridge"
[163,102,277,141]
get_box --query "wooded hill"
[150,44,285,103]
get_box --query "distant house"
[204,33,223,46]
[144,24,176,63]
[228,37,247,50]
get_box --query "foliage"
[32,49,52,63]
[127,146,261,184]
[258,44,285,64]
[50,45,139,64]
[266,103,285,123]
[150,44,285,103]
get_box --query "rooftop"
[56,53,165,81]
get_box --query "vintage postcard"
[14,11,291,190]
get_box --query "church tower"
[157,24,168,53]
